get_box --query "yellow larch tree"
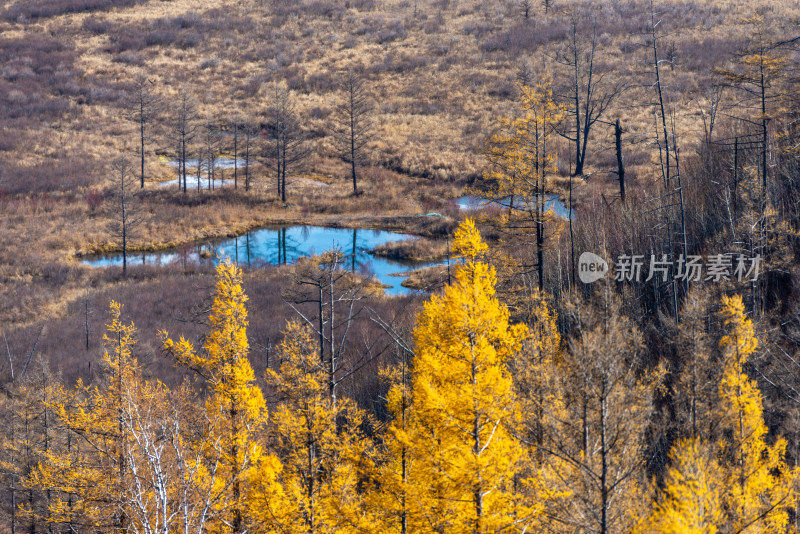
[363,343,422,534]
[2,357,66,533]
[484,80,565,291]
[161,260,284,534]
[645,295,795,534]
[646,438,724,534]
[28,301,143,532]
[403,218,541,533]
[715,294,794,533]
[264,321,372,534]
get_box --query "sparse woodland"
[2,0,800,532]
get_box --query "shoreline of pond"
[75,191,570,261]
[80,223,451,296]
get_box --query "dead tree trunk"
[336,70,373,194]
[615,119,625,201]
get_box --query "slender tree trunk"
[122,201,127,275]
[139,100,145,188]
[600,386,608,534]
[615,119,625,201]
[536,138,545,291]
[182,137,187,195]
[84,291,90,350]
[318,285,325,364]
[569,172,575,288]
[760,55,768,199]
[572,27,582,176]
[674,121,688,296]
[537,198,544,291]
[350,107,357,192]
[400,379,408,534]
[244,131,250,192]
[328,268,336,407]
[733,136,739,220]
[578,48,595,174]
[275,136,282,199]
[231,404,242,534]
[471,351,483,534]
[651,4,671,185]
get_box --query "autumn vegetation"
[3,225,798,532]
[2,0,800,531]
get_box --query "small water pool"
[455,193,572,219]
[164,157,245,170]
[82,225,437,296]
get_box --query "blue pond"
[455,194,571,219]
[82,226,435,296]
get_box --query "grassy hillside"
[0,0,797,329]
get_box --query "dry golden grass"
[398,263,450,292]
[1,0,797,329]
[5,0,796,186]
[372,236,450,262]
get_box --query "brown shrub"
[2,0,144,22]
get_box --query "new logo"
[578,252,609,283]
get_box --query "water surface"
[83,225,435,296]
[455,193,572,219]
[165,157,245,170]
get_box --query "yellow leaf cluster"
[373,220,540,533]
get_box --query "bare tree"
[555,14,626,176]
[126,75,161,189]
[645,1,688,320]
[203,116,222,191]
[242,118,257,192]
[231,119,240,190]
[265,84,309,202]
[172,90,199,194]
[84,287,92,351]
[228,111,243,190]
[648,0,673,187]
[614,118,625,201]
[335,69,373,193]
[520,0,531,20]
[282,251,380,406]
[108,157,142,275]
[716,16,795,260]
[194,145,206,192]
[516,56,534,87]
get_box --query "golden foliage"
[383,219,542,533]
[265,321,373,534]
[161,260,284,533]
[647,439,723,534]
[716,295,794,533]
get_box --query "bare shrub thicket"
[2,0,144,22]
